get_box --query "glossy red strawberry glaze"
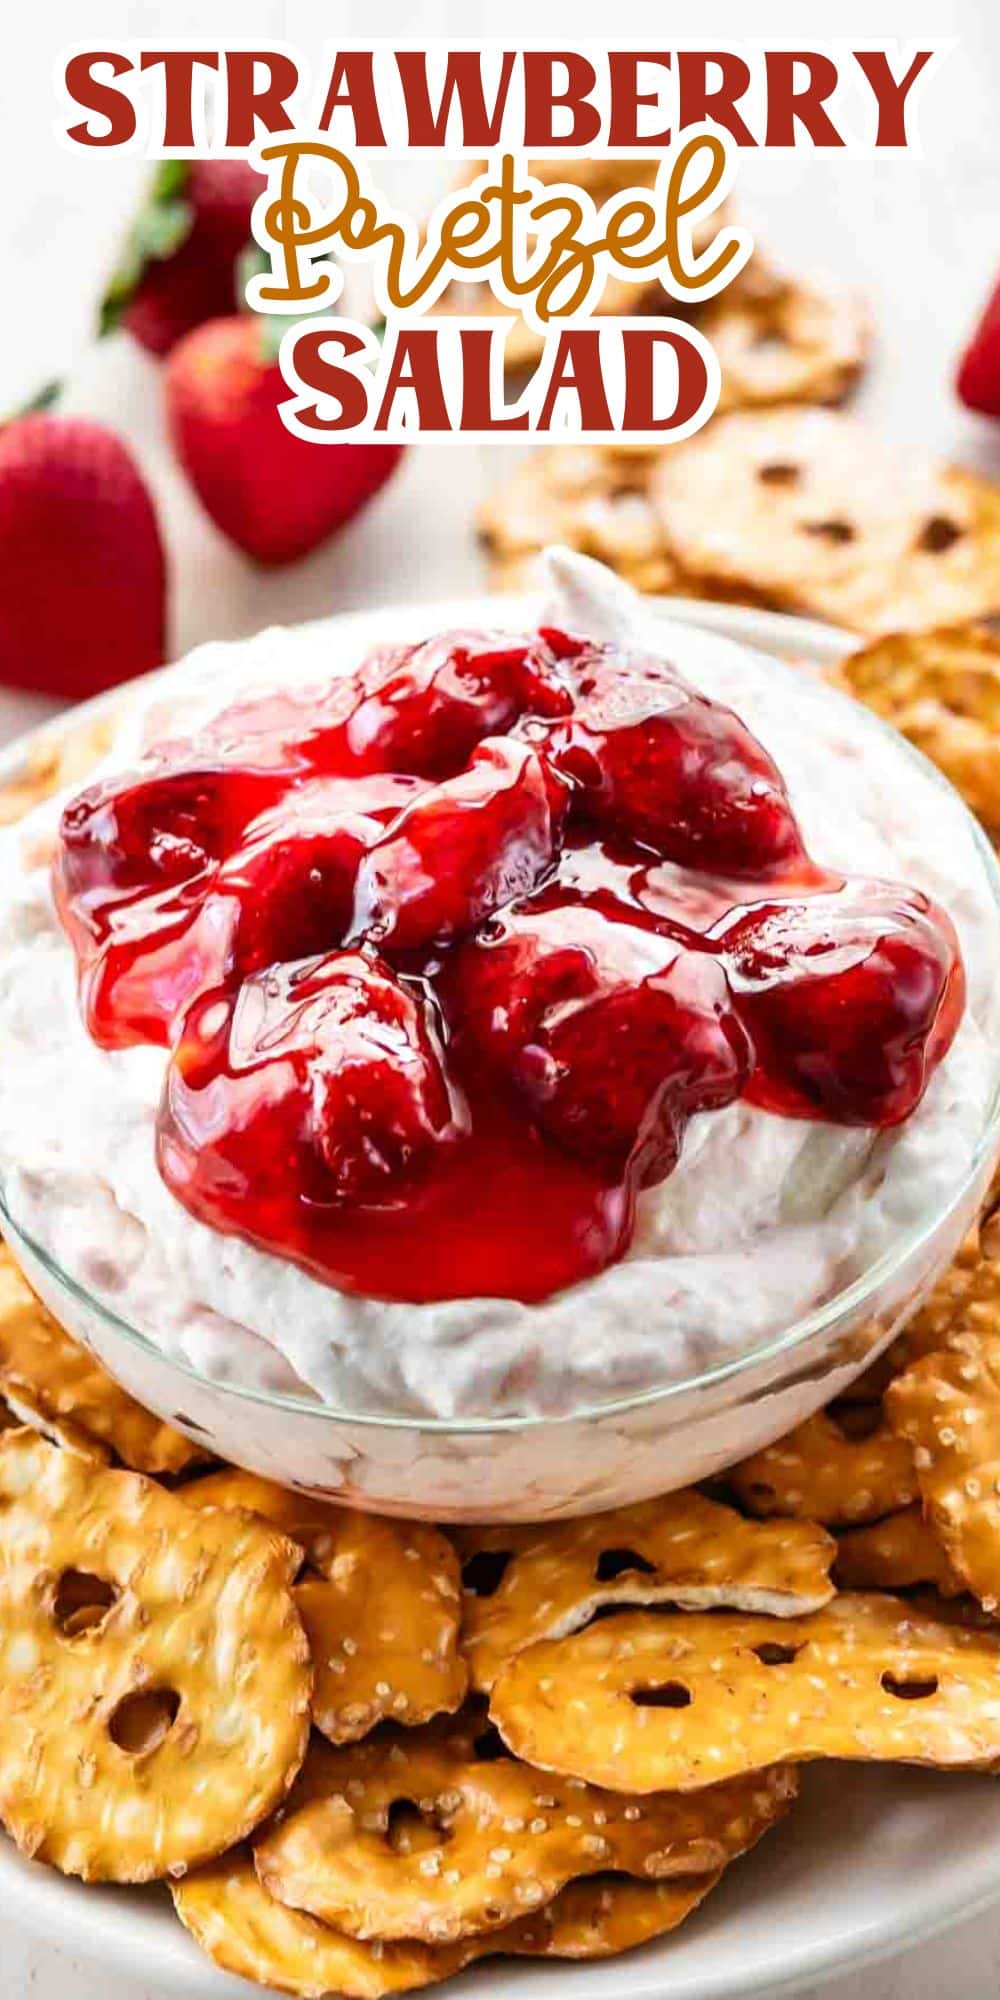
[52,628,966,1304]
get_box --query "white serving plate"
[3,597,1000,1998]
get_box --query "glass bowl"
[2,598,1000,1522]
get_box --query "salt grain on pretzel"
[0,1431,311,1880]
[834,1506,964,1598]
[887,1329,1000,1613]
[185,1475,467,1741]
[254,1729,794,1943]
[842,623,1000,834]
[173,1850,464,1997]
[457,1490,835,1692]
[0,1243,202,1474]
[488,1595,1000,1792]
[651,407,1000,635]
[730,1408,917,1524]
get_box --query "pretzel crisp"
[0,715,113,828]
[0,1380,110,1460]
[254,1730,795,1943]
[183,1468,348,1569]
[730,1409,917,1525]
[489,1595,1000,1792]
[703,263,870,412]
[173,1850,464,1998]
[651,408,1000,635]
[0,1431,311,1879]
[184,1474,467,1741]
[846,1185,1000,1401]
[173,1852,720,1994]
[842,623,1000,835]
[834,1506,965,1598]
[0,1243,202,1475]
[457,1491,835,1692]
[894,1216,996,1361]
[887,1329,1000,1612]
[478,444,680,596]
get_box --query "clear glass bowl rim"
[3,605,1000,1437]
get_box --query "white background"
[2,0,1000,1994]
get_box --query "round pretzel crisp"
[173,1850,465,1997]
[0,1431,311,1880]
[488,1595,1000,1792]
[0,1243,202,1474]
[478,443,679,596]
[173,1851,719,1994]
[703,262,870,412]
[184,1473,467,1741]
[651,407,1000,635]
[841,623,1000,836]
[456,1491,835,1692]
[729,1409,917,1525]
[254,1729,795,1942]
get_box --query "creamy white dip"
[0,552,996,1420]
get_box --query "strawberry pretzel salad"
[0,550,995,1432]
[5,555,1000,1994]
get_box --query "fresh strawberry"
[0,415,166,699]
[957,276,1000,418]
[165,317,404,565]
[102,161,261,357]
[352,740,568,951]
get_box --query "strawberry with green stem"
[101,161,262,358]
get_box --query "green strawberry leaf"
[236,238,388,365]
[1,378,64,430]
[99,160,194,336]
[20,379,63,414]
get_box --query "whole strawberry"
[166,317,403,565]
[957,276,1000,418]
[102,161,261,357]
[0,415,166,698]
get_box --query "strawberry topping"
[52,626,966,1304]
[719,882,966,1127]
[449,893,751,1184]
[522,630,806,875]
